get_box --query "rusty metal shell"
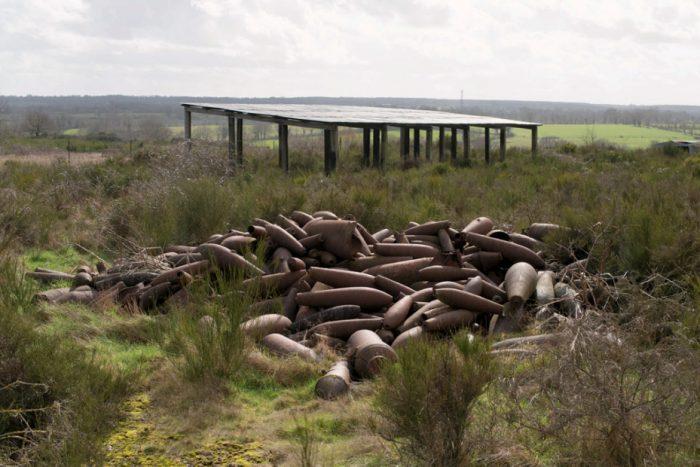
[296,287,393,309]
[310,317,383,339]
[290,210,315,226]
[371,228,393,242]
[463,232,545,269]
[374,275,415,299]
[289,304,362,333]
[435,288,503,314]
[241,314,293,337]
[409,287,434,302]
[299,233,324,250]
[304,219,370,260]
[536,271,555,305]
[418,265,478,282]
[315,360,351,399]
[242,270,306,295]
[197,243,264,276]
[348,329,398,378]
[404,220,451,235]
[138,282,172,311]
[348,255,413,271]
[220,235,256,252]
[363,257,434,285]
[373,243,439,258]
[423,310,475,332]
[461,217,494,235]
[262,333,318,361]
[271,247,292,273]
[265,224,306,256]
[508,233,544,251]
[392,326,423,349]
[35,287,71,303]
[463,277,484,295]
[383,295,413,330]
[505,262,538,305]
[462,251,503,271]
[308,267,375,288]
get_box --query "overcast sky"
[0,0,698,105]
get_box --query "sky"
[0,0,698,105]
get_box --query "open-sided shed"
[182,103,541,173]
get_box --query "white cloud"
[0,0,697,104]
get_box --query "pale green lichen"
[105,393,267,466]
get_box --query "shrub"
[373,333,494,466]
[0,263,128,464]
[499,318,699,465]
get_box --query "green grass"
[511,124,694,148]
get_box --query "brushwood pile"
[30,211,605,399]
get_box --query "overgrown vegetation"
[0,140,698,464]
[374,333,494,466]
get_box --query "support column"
[438,126,445,161]
[499,127,507,162]
[450,127,458,163]
[278,124,289,172]
[184,109,192,152]
[463,126,470,166]
[400,127,410,163]
[324,127,338,174]
[426,128,432,161]
[380,125,388,168]
[227,115,236,167]
[531,126,538,157]
[372,128,380,168]
[236,118,243,165]
[363,128,371,167]
[484,128,491,164]
[413,127,420,161]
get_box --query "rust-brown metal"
[423,309,475,332]
[347,329,398,378]
[463,232,545,269]
[382,295,413,330]
[315,360,351,399]
[241,314,292,337]
[362,257,434,285]
[309,317,383,339]
[296,287,392,308]
[373,243,439,258]
[504,262,538,305]
[392,326,423,349]
[435,288,503,314]
[262,333,318,361]
[308,267,375,288]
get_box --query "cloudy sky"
[0,0,698,104]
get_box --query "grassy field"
[510,123,694,148]
[168,123,697,151]
[0,141,698,464]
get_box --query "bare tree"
[21,110,53,137]
[137,116,171,141]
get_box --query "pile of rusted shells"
[31,210,592,399]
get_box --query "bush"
[373,333,494,466]
[499,318,699,465]
[0,258,128,464]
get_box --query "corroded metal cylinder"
[536,271,555,305]
[304,219,370,260]
[348,329,398,378]
[423,309,475,332]
[391,326,423,349]
[261,333,318,361]
[504,262,538,305]
[524,223,560,241]
[373,243,439,258]
[435,288,503,314]
[461,217,494,235]
[382,295,413,330]
[404,220,451,235]
[289,304,362,333]
[265,224,306,256]
[308,267,375,288]
[296,287,393,309]
[418,265,478,282]
[463,232,545,269]
[374,274,415,298]
[197,243,264,276]
[220,235,256,252]
[241,313,292,337]
[363,257,434,285]
[315,360,351,399]
[309,317,383,339]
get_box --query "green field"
[511,124,694,149]
[169,123,696,150]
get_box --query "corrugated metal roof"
[182,103,540,128]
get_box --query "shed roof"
[182,103,540,128]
